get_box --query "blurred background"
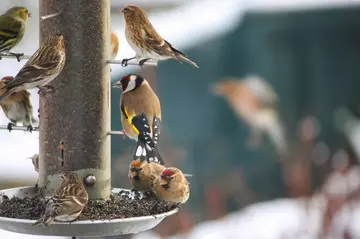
[2,0,360,238]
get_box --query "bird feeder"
[0,0,177,237]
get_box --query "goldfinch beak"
[160,179,168,186]
[28,12,32,18]
[112,82,122,89]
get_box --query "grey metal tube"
[38,0,111,199]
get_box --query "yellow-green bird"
[0,6,31,61]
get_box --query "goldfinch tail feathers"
[132,113,165,165]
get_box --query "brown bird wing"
[142,29,174,56]
[5,44,62,89]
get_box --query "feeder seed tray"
[0,186,179,237]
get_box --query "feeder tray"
[0,186,179,237]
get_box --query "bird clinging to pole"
[0,34,66,103]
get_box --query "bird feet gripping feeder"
[0,0,179,237]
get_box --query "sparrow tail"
[33,215,53,227]
[169,46,199,68]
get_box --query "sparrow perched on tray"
[33,172,88,227]
[120,5,198,68]
[153,167,190,204]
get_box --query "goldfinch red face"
[112,74,144,93]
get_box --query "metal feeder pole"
[38,0,111,199]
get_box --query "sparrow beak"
[131,172,137,178]
[112,81,122,89]
[120,8,125,14]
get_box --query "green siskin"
[0,6,31,61]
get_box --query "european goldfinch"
[113,74,162,142]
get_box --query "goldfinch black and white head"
[113,74,144,93]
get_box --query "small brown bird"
[120,5,198,68]
[0,34,66,103]
[111,31,119,60]
[27,153,39,189]
[33,172,88,227]
[0,76,36,132]
[110,31,119,72]
[28,153,39,172]
[113,74,162,140]
[153,167,190,204]
[212,75,287,156]
[129,159,165,193]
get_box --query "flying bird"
[212,75,287,157]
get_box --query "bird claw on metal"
[138,58,150,68]
[38,85,54,96]
[9,52,24,62]
[121,59,129,67]
[27,125,33,133]
[121,129,126,140]
[7,123,14,132]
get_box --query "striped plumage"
[0,34,66,103]
[0,76,36,132]
[33,172,88,227]
[0,7,30,55]
[120,5,199,68]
